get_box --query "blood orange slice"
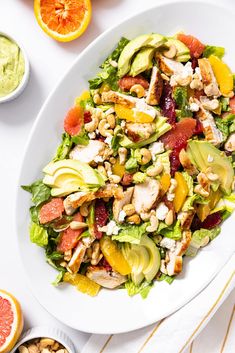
[34,0,92,42]
[0,290,23,353]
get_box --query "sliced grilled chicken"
[178,210,196,230]
[194,98,223,146]
[175,230,192,256]
[102,91,157,119]
[166,255,183,276]
[67,242,87,273]
[64,184,124,212]
[64,191,93,215]
[125,122,155,140]
[198,58,221,97]
[113,187,134,222]
[69,140,105,164]
[102,91,136,108]
[179,149,199,176]
[161,230,191,276]
[158,55,184,76]
[146,66,163,105]
[86,266,127,289]
[132,177,160,214]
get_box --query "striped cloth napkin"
[81,254,235,353]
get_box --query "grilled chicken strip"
[86,266,127,289]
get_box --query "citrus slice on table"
[0,290,23,353]
[34,0,92,42]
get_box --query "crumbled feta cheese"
[189,102,200,112]
[166,192,175,201]
[94,155,104,163]
[149,142,165,161]
[194,67,202,81]
[156,202,169,220]
[88,132,96,139]
[118,210,126,222]
[170,62,193,87]
[121,120,126,128]
[207,154,214,162]
[106,220,120,235]
[160,237,176,251]
[134,98,157,119]
[104,135,113,147]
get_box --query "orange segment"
[208,55,233,96]
[115,104,155,123]
[100,237,131,276]
[64,272,100,296]
[0,290,23,353]
[34,0,92,42]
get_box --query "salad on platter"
[23,32,235,298]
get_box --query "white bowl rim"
[0,30,30,103]
[10,326,76,353]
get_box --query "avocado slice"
[187,140,234,194]
[118,33,166,77]
[43,159,104,187]
[122,235,160,284]
[166,38,190,62]
[129,47,155,77]
[140,235,160,282]
[122,243,149,285]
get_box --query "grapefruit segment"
[57,212,84,252]
[177,33,205,58]
[0,290,23,353]
[160,118,196,149]
[34,0,92,42]
[64,106,84,136]
[39,198,64,224]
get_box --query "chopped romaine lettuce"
[186,227,221,257]
[133,172,146,184]
[52,271,65,286]
[211,193,235,214]
[182,194,198,212]
[30,222,48,247]
[125,157,138,171]
[125,279,153,299]
[158,220,182,240]
[53,133,73,161]
[157,273,175,284]
[182,171,194,196]
[112,223,147,244]
[156,151,171,174]
[155,116,171,138]
[203,45,225,59]
[173,87,192,117]
[89,37,129,90]
[215,114,235,142]
[71,133,89,146]
[22,180,51,206]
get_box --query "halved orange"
[34,0,92,42]
[0,290,23,353]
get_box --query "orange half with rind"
[34,0,92,42]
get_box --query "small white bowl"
[10,326,76,353]
[0,31,30,103]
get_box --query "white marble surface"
[0,0,234,352]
